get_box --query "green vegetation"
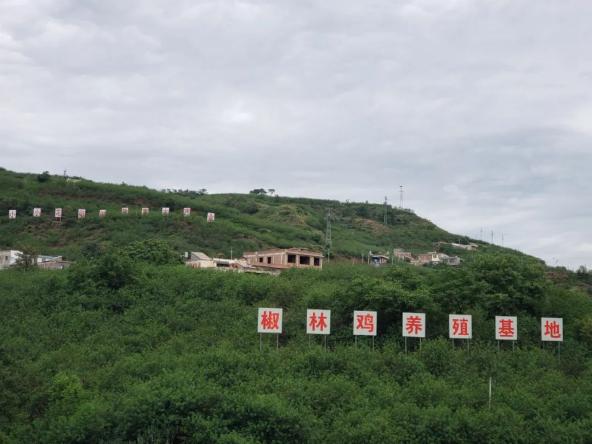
[0,168,511,261]
[1,249,592,442]
[1,168,591,442]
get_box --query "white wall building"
[0,250,23,269]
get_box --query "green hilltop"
[0,167,513,261]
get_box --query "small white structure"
[186,252,217,269]
[36,255,71,270]
[183,208,191,216]
[99,209,107,217]
[0,250,23,269]
[393,248,413,262]
[8,210,16,219]
[78,209,86,219]
[162,207,170,216]
[185,251,271,274]
[207,212,215,222]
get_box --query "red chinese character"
[356,314,374,333]
[405,315,423,335]
[498,319,514,337]
[309,312,328,332]
[544,320,561,338]
[453,318,469,336]
[261,311,279,330]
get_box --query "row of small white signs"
[7,208,215,221]
[257,308,564,342]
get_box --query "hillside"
[1,255,592,442]
[1,168,592,442]
[0,167,516,262]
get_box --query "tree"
[14,245,38,270]
[37,171,51,182]
[267,188,276,196]
[249,188,267,195]
[121,239,182,265]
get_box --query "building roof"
[243,248,323,258]
[190,252,212,261]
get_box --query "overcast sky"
[1,0,591,268]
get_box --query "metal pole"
[558,342,561,361]
[405,337,407,354]
[324,335,327,351]
[355,336,358,347]
[372,336,375,351]
[488,377,492,409]
[259,334,262,352]
[276,334,279,350]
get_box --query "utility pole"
[383,196,388,225]
[324,208,332,262]
[491,230,494,244]
[399,185,404,209]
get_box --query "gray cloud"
[1,0,591,268]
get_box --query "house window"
[314,257,320,266]
[259,257,263,263]
[267,257,272,264]
[299,256,310,265]
[287,254,296,264]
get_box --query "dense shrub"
[0,257,591,442]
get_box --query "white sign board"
[55,208,62,219]
[141,208,149,216]
[99,209,107,218]
[162,207,170,216]
[541,317,563,342]
[495,316,517,341]
[258,308,283,334]
[306,309,331,335]
[121,207,129,214]
[449,314,472,339]
[33,208,42,217]
[207,212,215,222]
[78,209,86,219]
[183,207,191,216]
[353,310,377,336]
[403,312,426,338]
[8,210,16,219]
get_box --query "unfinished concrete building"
[242,248,323,270]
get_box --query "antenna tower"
[399,185,404,208]
[324,208,332,262]
[383,196,388,225]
